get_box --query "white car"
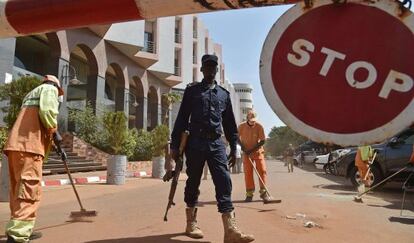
[293,150,317,166]
[314,153,330,170]
[314,149,351,170]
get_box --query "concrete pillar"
[168,107,172,130]
[116,87,128,117]
[143,97,148,131]
[0,38,16,127]
[157,103,162,127]
[89,75,106,116]
[135,96,145,130]
[57,58,70,132]
[0,155,9,202]
[0,38,16,85]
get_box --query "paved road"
[1,160,413,243]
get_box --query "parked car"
[314,153,330,170]
[293,150,317,166]
[335,128,414,187]
[314,149,351,170]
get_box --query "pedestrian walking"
[285,144,295,173]
[238,110,271,203]
[3,75,64,243]
[166,54,254,242]
[231,144,242,174]
[355,145,374,187]
[299,151,304,168]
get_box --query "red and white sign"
[0,0,301,38]
[260,0,414,146]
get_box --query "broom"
[354,164,410,203]
[246,156,281,204]
[357,152,377,194]
[55,145,98,218]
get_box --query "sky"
[199,5,293,136]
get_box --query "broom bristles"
[70,210,98,218]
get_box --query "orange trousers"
[357,163,369,183]
[6,151,43,242]
[243,155,267,194]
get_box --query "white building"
[0,14,241,131]
[233,83,253,122]
[223,80,242,126]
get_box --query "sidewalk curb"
[41,171,151,187]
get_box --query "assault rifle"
[163,130,189,222]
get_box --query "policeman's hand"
[228,151,237,168]
[170,149,179,161]
[163,170,176,182]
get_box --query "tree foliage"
[102,111,128,155]
[150,124,170,157]
[68,103,101,145]
[265,126,307,156]
[0,76,42,128]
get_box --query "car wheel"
[350,165,382,187]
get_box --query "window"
[193,68,197,82]
[174,49,181,76]
[175,18,181,43]
[240,99,252,103]
[405,135,414,145]
[193,17,198,38]
[193,42,197,64]
[144,21,156,53]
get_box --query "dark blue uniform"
[171,79,238,213]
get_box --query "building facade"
[0,15,240,132]
[234,83,254,123]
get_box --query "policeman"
[169,54,254,243]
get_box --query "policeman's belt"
[191,130,221,140]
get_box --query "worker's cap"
[201,54,218,66]
[246,110,257,121]
[43,75,64,96]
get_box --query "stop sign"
[260,0,414,146]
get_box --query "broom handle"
[363,152,377,181]
[357,165,409,197]
[62,157,85,210]
[247,156,273,198]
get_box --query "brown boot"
[185,207,204,239]
[222,211,255,243]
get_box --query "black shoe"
[245,196,253,202]
[29,231,42,240]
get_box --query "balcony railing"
[193,30,197,38]
[175,33,181,43]
[193,55,197,64]
[174,66,181,76]
[143,41,155,53]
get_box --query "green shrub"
[102,111,128,155]
[150,124,170,157]
[0,127,8,152]
[68,103,101,145]
[122,128,138,159]
[0,76,42,128]
[131,129,153,161]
